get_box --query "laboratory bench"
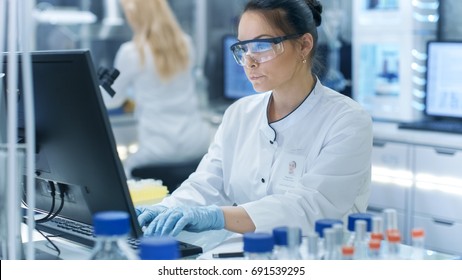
[21,224,460,260]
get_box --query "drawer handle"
[367,206,383,213]
[433,218,454,226]
[373,140,386,147]
[434,148,457,156]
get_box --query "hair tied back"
[305,0,323,27]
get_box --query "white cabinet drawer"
[414,146,462,178]
[369,182,408,211]
[414,185,462,222]
[413,215,462,256]
[371,141,411,211]
[372,141,410,171]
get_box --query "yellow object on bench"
[127,179,169,206]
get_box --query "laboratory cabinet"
[413,146,462,255]
[370,122,462,255]
[368,140,411,243]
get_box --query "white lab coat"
[104,36,211,173]
[160,80,373,234]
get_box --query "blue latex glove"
[136,205,168,228]
[144,205,225,237]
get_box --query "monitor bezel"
[424,40,462,121]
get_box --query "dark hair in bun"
[306,0,323,27]
[242,0,323,60]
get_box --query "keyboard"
[398,120,462,134]
[34,217,203,258]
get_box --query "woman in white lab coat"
[104,0,211,175]
[137,0,373,237]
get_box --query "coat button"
[261,178,265,183]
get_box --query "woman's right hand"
[135,205,168,228]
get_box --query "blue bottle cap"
[93,211,130,236]
[272,227,302,246]
[139,237,179,260]
[243,232,274,253]
[347,213,373,232]
[314,219,343,238]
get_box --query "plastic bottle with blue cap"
[243,232,274,260]
[346,213,373,245]
[89,211,138,260]
[272,226,302,260]
[139,236,180,260]
[314,218,343,260]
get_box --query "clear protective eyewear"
[230,34,302,66]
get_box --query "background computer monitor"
[222,34,256,100]
[0,78,5,143]
[425,41,462,119]
[2,50,142,237]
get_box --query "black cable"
[47,185,66,220]
[35,182,56,223]
[36,228,61,257]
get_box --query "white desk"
[21,223,91,260]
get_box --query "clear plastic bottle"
[305,232,320,260]
[382,208,399,233]
[371,216,384,241]
[314,219,343,259]
[410,228,425,260]
[332,223,344,259]
[341,245,354,260]
[272,227,302,260]
[352,220,369,260]
[139,236,179,260]
[323,228,338,260]
[346,213,372,246]
[368,239,381,260]
[384,230,401,260]
[243,232,274,260]
[89,211,138,260]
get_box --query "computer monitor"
[1,50,142,238]
[222,34,256,100]
[425,41,462,119]
[0,76,5,143]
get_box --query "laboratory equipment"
[89,211,138,260]
[243,232,274,260]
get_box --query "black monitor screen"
[2,50,142,238]
[222,35,257,100]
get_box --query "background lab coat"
[104,35,211,173]
[160,80,373,234]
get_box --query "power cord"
[35,228,61,257]
[47,184,66,221]
[35,182,56,223]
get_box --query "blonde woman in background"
[104,0,211,177]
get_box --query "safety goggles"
[230,34,302,66]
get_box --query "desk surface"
[22,224,459,260]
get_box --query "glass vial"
[410,228,425,260]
